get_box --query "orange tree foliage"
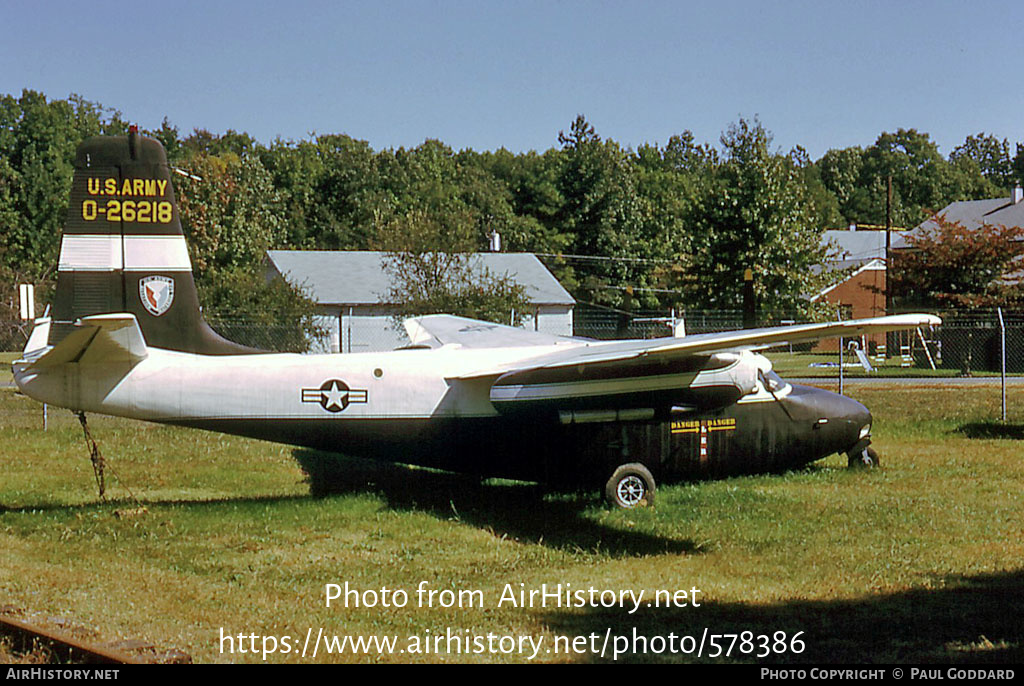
[891,214,1024,308]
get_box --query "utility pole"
[885,174,893,360]
[885,174,892,316]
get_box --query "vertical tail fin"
[50,129,256,355]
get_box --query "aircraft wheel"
[847,446,880,469]
[605,463,656,509]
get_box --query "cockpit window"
[763,370,786,392]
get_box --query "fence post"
[997,307,1006,422]
[346,307,353,354]
[837,307,844,396]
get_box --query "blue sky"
[2,0,1022,158]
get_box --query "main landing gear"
[604,463,656,509]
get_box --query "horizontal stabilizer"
[26,313,148,369]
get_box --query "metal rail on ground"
[0,615,141,665]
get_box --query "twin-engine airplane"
[13,132,940,507]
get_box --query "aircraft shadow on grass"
[292,449,701,558]
[956,422,1024,440]
[543,568,1024,663]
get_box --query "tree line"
[3,89,1023,340]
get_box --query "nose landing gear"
[847,446,880,469]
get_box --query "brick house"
[812,227,890,352]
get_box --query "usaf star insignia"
[301,379,368,413]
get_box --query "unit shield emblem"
[139,275,175,316]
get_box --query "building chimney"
[1013,185,1023,204]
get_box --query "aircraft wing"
[404,314,582,349]
[455,313,942,380]
[22,313,148,369]
[441,312,940,415]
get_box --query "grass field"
[1,368,1022,663]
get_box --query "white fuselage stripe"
[58,234,192,272]
[491,372,700,402]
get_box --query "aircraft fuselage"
[13,341,870,486]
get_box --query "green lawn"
[2,352,15,386]
[1,382,1022,663]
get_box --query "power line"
[589,284,686,295]
[535,252,681,265]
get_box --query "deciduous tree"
[173,149,321,348]
[951,133,1014,189]
[891,214,1024,308]
[688,118,830,317]
[373,209,529,326]
[0,90,126,279]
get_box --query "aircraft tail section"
[50,129,255,355]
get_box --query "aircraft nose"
[829,393,872,450]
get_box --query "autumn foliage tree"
[891,215,1024,308]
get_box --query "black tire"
[847,446,880,469]
[604,463,656,509]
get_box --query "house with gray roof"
[892,185,1024,249]
[265,250,575,353]
[821,227,889,272]
[814,225,898,307]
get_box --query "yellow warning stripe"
[671,418,737,434]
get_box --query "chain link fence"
[1,319,31,354]
[932,310,1024,375]
[574,307,747,340]
[205,316,330,354]
[3,309,1023,378]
